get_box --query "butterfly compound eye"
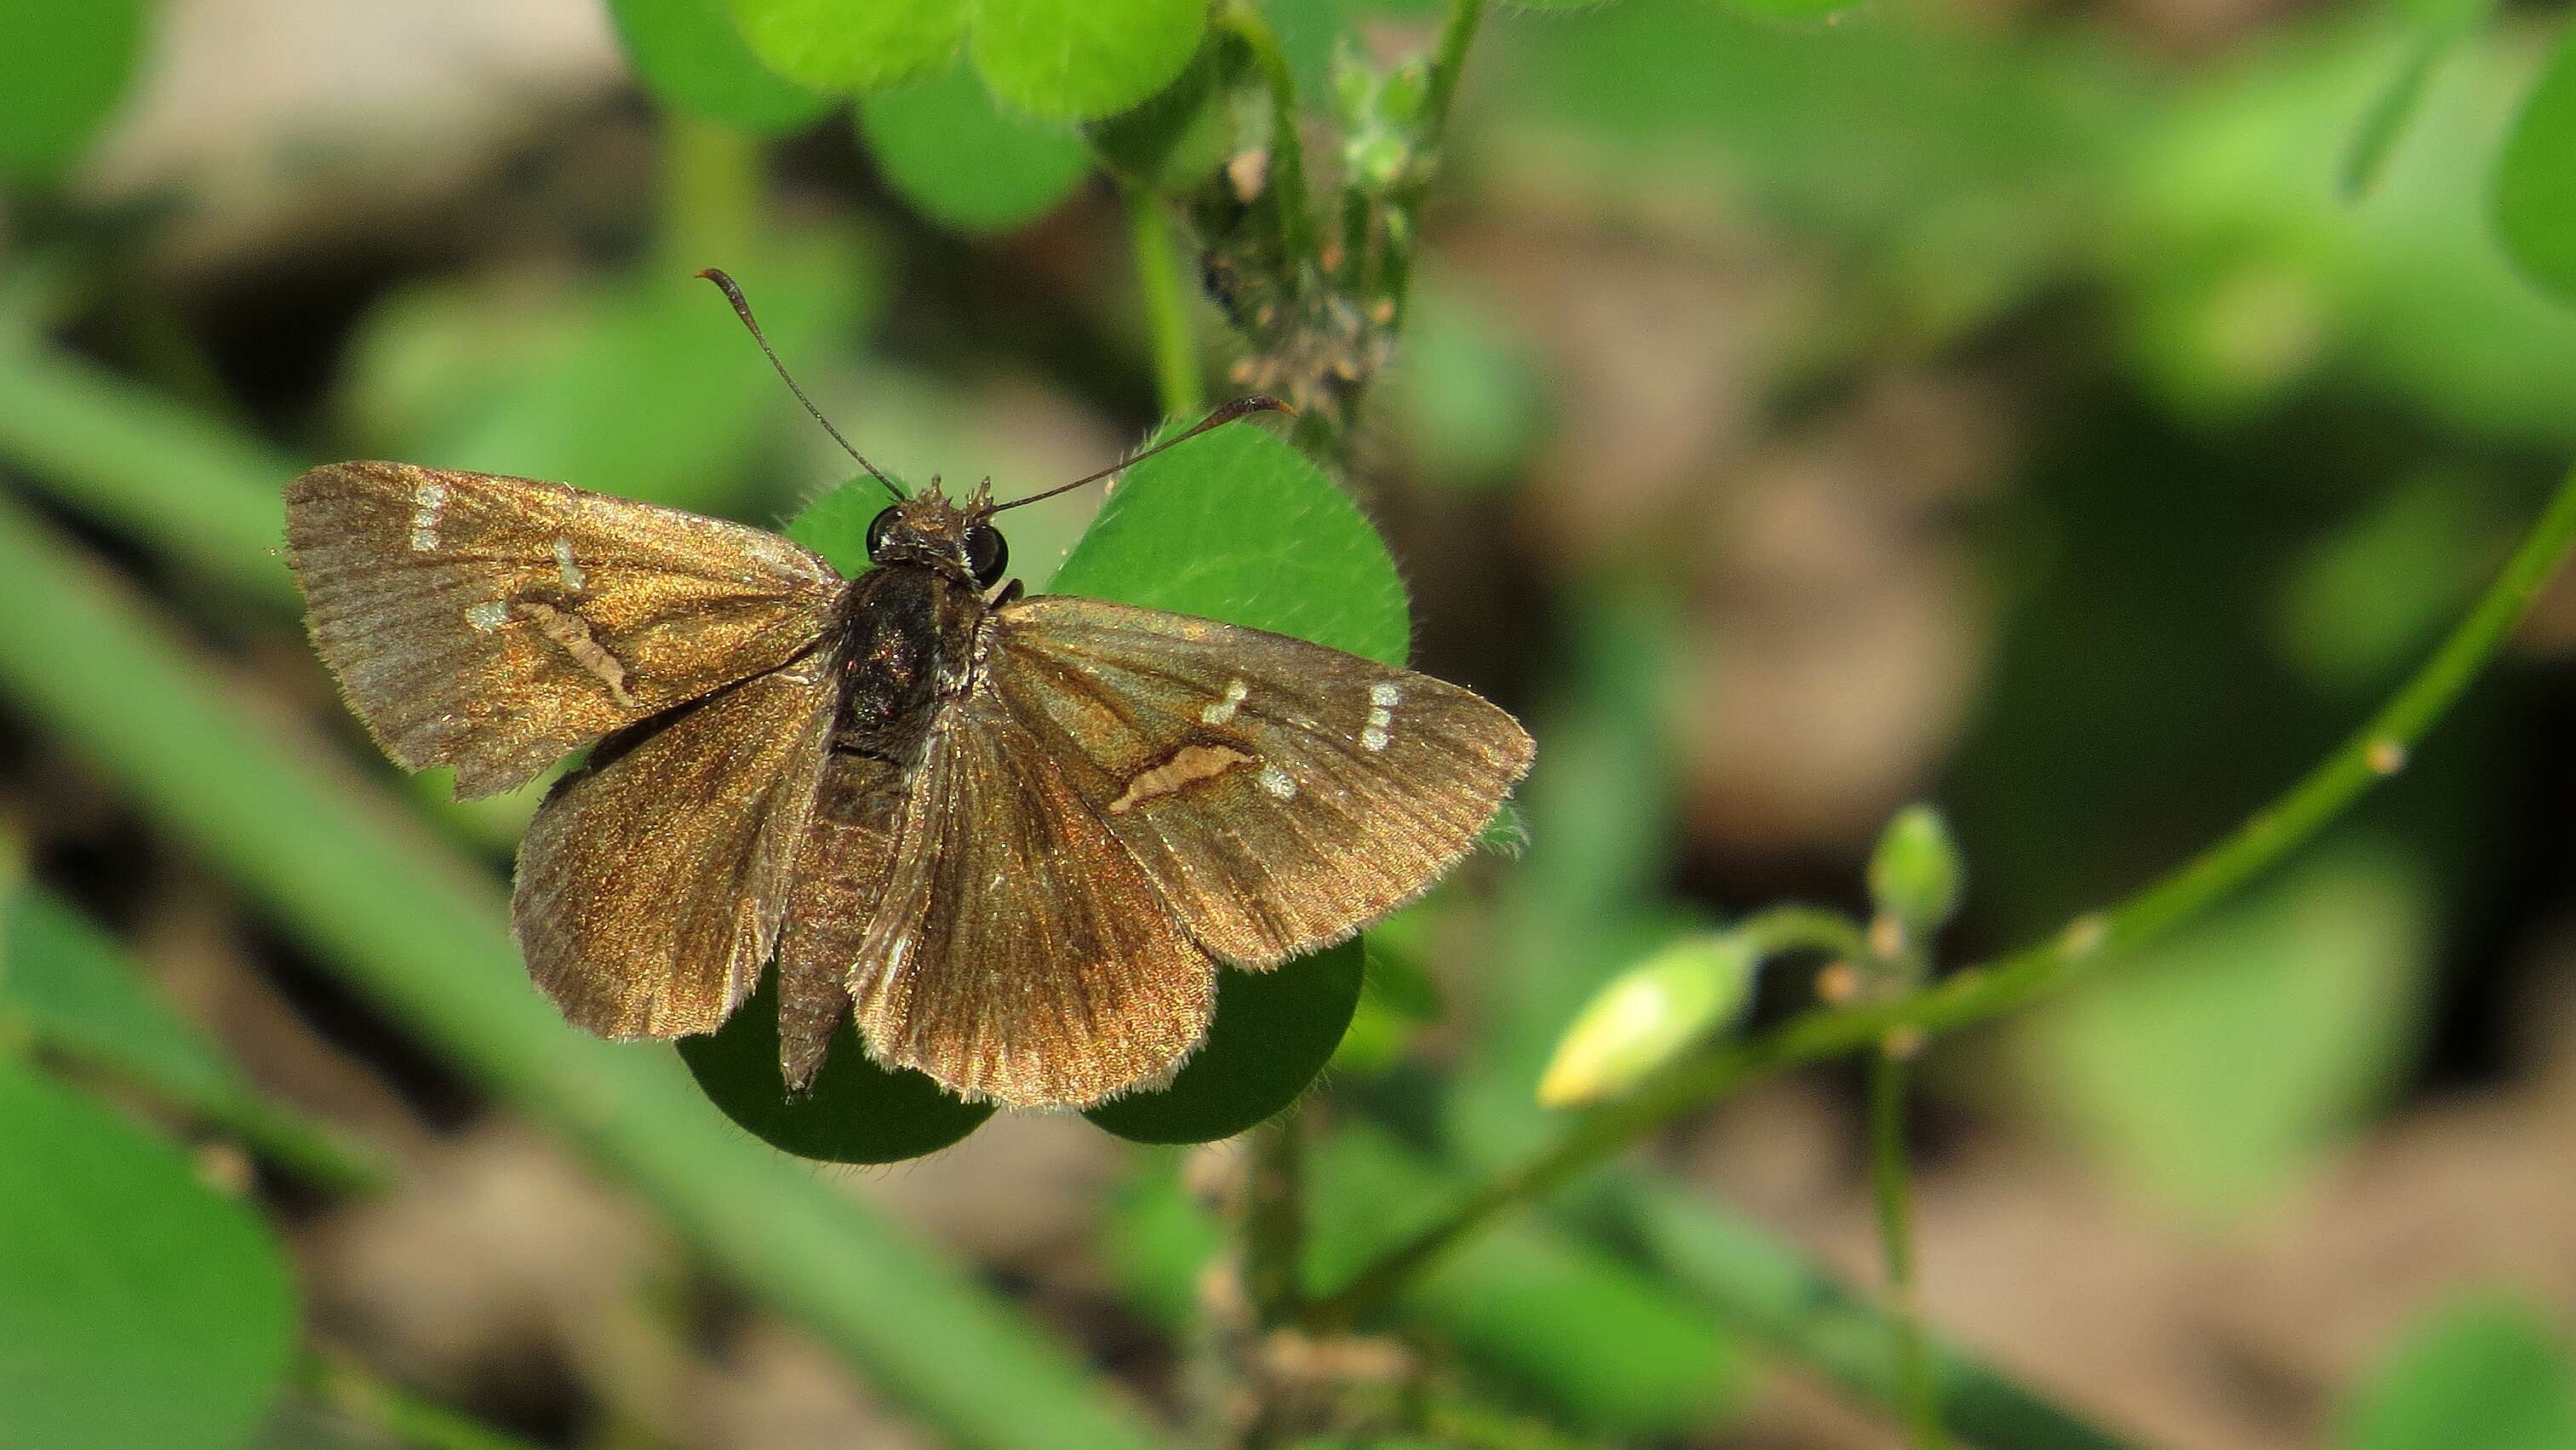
[964,524,1009,588]
[864,506,901,561]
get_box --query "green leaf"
[730,0,968,93]
[2339,1295,2576,1450]
[607,0,835,132]
[0,0,146,183]
[2013,842,2433,1224]
[678,967,993,1162]
[2496,18,2576,306]
[2342,31,2448,203]
[1,885,385,1192]
[339,229,879,513]
[857,66,1091,232]
[0,1058,297,1450]
[970,0,1208,121]
[1085,37,1241,194]
[1047,419,1411,664]
[1085,939,1364,1143]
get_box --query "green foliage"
[338,231,879,513]
[679,969,994,1162]
[1085,41,1240,194]
[2497,18,2576,306]
[0,1058,296,1450]
[857,66,1092,232]
[2014,843,2432,1223]
[1088,940,1365,1142]
[970,0,1209,119]
[0,0,146,182]
[606,0,834,133]
[2338,1295,2576,1450]
[1382,276,1550,490]
[2272,470,2502,691]
[730,0,969,92]
[725,0,1204,119]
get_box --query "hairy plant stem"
[1124,181,1204,419]
[1223,2,1319,268]
[1313,457,2576,1329]
[1243,1106,1309,1325]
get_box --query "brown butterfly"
[283,272,1531,1109]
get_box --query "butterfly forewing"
[513,652,839,1040]
[284,461,844,798]
[983,595,1535,969]
[847,682,1220,1109]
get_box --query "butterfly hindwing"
[512,652,839,1040]
[844,679,1220,1109]
[284,461,844,798]
[983,595,1535,969]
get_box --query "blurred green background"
[5,0,2576,1446]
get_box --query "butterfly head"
[864,479,1010,591]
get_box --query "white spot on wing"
[1257,764,1297,800]
[1360,680,1397,752]
[552,536,585,593]
[466,600,510,632]
[408,480,449,552]
[1200,678,1249,725]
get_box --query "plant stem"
[1314,456,2576,1326]
[1420,0,1489,158]
[1869,1046,1940,1450]
[1732,903,1872,967]
[300,1350,547,1450]
[1223,2,1320,267]
[1123,182,1203,418]
[659,111,762,272]
[1243,1106,1308,1324]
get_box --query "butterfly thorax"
[827,559,986,759]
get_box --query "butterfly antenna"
[988,396,1293,513]
[697,267,904,501]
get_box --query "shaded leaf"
[0,1057,297,1450]
[678,967,993,1163]
[607,0,834,132]
[1085,940,1365,1143]
[857,66,1092,232]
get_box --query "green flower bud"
[1869,804,1964,934]
[1537,933,1756,1108]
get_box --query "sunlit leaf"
[0,1059,296,1450]
[857,66,1091,232]
[606,0,834,131]
[730,0,968,92]
[970,0,1208,121]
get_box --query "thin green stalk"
[0,495,1164,1450]
[1124,183,1203,418]
[1316,457,2576,1327]
[1419,0,1489,156]
[1869,1047,1940,1450]
[1223,2,1320,267]
[1732,903,1871,967]
[659,111,763,272]
[300,1350,547,1450]
[1244,1107,1308,1325]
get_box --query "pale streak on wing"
[512,654,839,1040]
[771,751,909,1092]
[987,595,1533,968]
[285,461,844,798]
[846,691,1217,1109]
